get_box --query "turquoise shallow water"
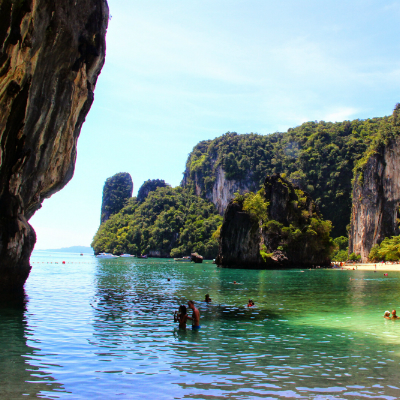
[1,252,400,399]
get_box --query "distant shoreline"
[34,246,93,254]
[336,263,400,272]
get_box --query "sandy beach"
[335,263,400,271]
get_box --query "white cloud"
[324,107,359,122]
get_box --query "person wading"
[187,300,200,329]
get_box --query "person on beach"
[384,311,391,319]
[187,300,200,329]
[392,310,399,319]
[205,294,211,303]
[174,305,188,329]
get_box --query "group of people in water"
[174,294,255,330]
[384,309,399,319]
[174,300,200,330]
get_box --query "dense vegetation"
[369,236,400,261]
[100,172,133,223]
[137,179,168,202]
[183,118,387,237]
[92,187,222,258]
[331,236,349,262]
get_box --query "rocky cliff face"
[216,174,332,269]
[101,173,133,224]
[208,166,254,214]
[349,137,400,262]
[182,162,256,215]
[0,0,108,292]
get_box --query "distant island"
[43,246,94,254]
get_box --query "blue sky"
[31,0,400,249]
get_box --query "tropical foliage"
[369,236,400,261]
[331,236,349,262]
[92,187,222,259]
[137,179,168,202]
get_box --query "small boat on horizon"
[96,253,119,258]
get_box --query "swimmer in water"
[174,305,188,329]
[247,299,254,307]
[205,294,211,303]
[187,300,200,329]
[392,310,399,319]
[384,311,391,319]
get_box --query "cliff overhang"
[0,0,109,292]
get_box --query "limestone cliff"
[181,126,380,239]
[216,174,332,269]
[101,173,133,224]
[0,0,108,292]
[182,161,257,215]
[349,136,400,262]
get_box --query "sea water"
[1,252,400,399]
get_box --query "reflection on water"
[2,252,400,399]
[0,292,65,399]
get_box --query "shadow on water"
[0,290,65,399]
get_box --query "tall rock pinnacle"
[0,0,109,292]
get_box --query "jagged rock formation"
[137,179,168,203]
[101,173,133,224]
[0,0,108,292]
[216,174,332,269]
[349,137,400,262]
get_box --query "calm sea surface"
[1,251,400,399]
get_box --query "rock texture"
[0,0,108,292]
[101,173,133,224]
[216,174,332,269]
[349,137,400,262]
[182,163,255,215]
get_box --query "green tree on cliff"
[137,179,168,202]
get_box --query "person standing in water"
[174,305,188,329]
[392,310,400,319]
[187,300,200,329]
